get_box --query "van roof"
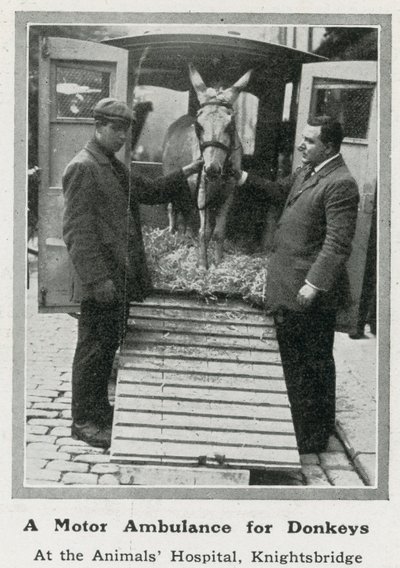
[103,31,325,94]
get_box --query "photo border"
[14,10,391,500]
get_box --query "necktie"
[303,165,315,182]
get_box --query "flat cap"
[93,98,135,124]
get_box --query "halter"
[195,100,238,171]
[194,100,240,211]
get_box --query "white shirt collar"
[314,153,340,174]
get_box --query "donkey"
[162,64,252,269]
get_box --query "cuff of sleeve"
[237,171,248,186]
[305,279,328,292]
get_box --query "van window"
[310,79,374,140]
[55,64,110,119]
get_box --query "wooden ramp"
[110,294,300,475]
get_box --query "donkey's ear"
[223,69,253,104]
[189,64,208,104]
[232,69,253,91]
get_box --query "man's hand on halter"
[230,164,241,179]
[231,166,248,186]
[182,158,204,177]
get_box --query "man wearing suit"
[63,98,201,448]
[236,116,359,454]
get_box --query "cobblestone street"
[25,264,375,487]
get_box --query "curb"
[335,421,375,486]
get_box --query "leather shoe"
[71,421,111,449]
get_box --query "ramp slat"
[116,397,292,421]
[117,382,289,406]
[134,295,264,314]
[112,439,299,466]
[130,305,272,325]
[128,318,276,339]
[119,356,284,377]
[114,426,296,448]
[117,369,287,392]
[122,342,281,363]
[115,410,294,433]
[111,454,298,469]
[125,330,279,351]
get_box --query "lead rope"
[195,139,204,208]
[194,127,208,267]
[122,47,149,344]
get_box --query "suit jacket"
[63,138,189,303]
[243,155,360,312]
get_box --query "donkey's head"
[189,64,252,180]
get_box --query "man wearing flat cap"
[63,98,202,448]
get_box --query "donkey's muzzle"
[204,163,222,179]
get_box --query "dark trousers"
[274,307,337,453]
[72,300,127,425]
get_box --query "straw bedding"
[143,226,268,307]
